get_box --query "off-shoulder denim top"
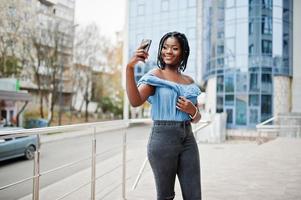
[137,71,201,121]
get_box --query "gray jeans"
[147,120,202,200]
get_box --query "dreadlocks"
[157,31,190,72]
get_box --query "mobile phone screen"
[141,39,152,52]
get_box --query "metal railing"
[0,118,209,200]
[256,114,301,144]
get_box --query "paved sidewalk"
[19,137,301,200]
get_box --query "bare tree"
[0,0,33,77]
[72,23,109,122]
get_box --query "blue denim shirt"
[137,71,201,121]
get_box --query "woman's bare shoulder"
[182,74,195,84]
[149,68,162,76]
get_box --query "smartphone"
[140,39,152,52]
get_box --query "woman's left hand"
[176,96,197,116]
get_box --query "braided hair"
[157,31,190,72]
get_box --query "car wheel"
[24,145,35,160]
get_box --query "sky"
[75,0,126,39]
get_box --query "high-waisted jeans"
[147,120,202,200]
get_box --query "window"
[249,73,259,92]
[249,22,254,35]
[249,109,258,124]
[161,0,169,12]
[187,27,196,39]
[261,73,272,93]
[261,95,272,121]
[249,95,259,106]
[226,109,233,123]
[225,95,234,105]
[249,44,254,55]
[217,58,224,68]
[217,45,224,54]
[262,0,272,10]
[188,0,196,7]
[217,75,224,92]
[137,4,144,16]
[236,73,247,92]
[236,95,247,125]
[225,74,234,92]
[217,31,224,39]
[217,96,224,113]
[262,15,272,34]
[262,40,272,54]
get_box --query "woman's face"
[161,37,182,67]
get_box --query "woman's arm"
[176,96,201,123]
[126,48,154,107]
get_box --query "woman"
[126,31,202,200]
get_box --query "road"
[0,124,151,200]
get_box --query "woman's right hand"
[127,46,149,69]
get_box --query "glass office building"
[202,0,293,128]
[127,0,199,82]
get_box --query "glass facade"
[203,0,293,128]
[128,0,198,82]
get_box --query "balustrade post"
[91,127,96,200]
[122,131,127,200]
[32,135,41,200]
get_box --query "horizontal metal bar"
[41,146,122,176]
[0,120,131,138]
[194,122,211,132]
[55,180,91,200]
[0,175,37,190]
[54,164,123,200]
[257,116,276,126]
[41,156,92,176]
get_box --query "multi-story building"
[124,0,200,118]
[20,0,76,110]
[202,0,295,129]
[125,0,300,132]
[126,0,200,82]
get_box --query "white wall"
[273,76,291,115]
[205,77,217,114]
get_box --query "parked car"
[0,127,38,161]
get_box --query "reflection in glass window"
[225,74,234,92]
[137,4,144,16]
[262,73,272,93]
[249,44,254,55]
[262,40,272,54]
[217,31,224,39]
[217,96,224,113]
[217,45,224,54]
[261,95,272,122]
[188,0,196,7]
[249,22,253,35]
[217,58,224,68]
[225,95,234,105]
[226,109,233,123]
[161,0,169,12]
[236,95,247,125]
[236,73,247,92]
[262,15,272,34]
[262,0,272,9]
[217,75,224,92]
[249,108,258,124]
[249,95,259,106]
[249,73,259,92]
